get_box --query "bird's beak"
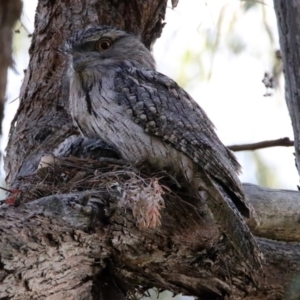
[72,54,86,66]
[72,54,90,71]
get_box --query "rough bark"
[245,183,300,242]
[3,0,300,299]
[273,0,300,178]
[5,0,168,186]
[0,0,22,135]
[0,181,300,300]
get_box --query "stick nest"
[19,156,183,229]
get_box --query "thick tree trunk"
[4,0,167,186]
[273,0,300,179]
[2,0,300,299]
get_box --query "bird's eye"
[95,39,112,51]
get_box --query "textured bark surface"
[273,0,300,178]
[0,0,22,135]
[245,183,300,242]
[5,0,168,186]
[1,181,300,300]
[3,0,300,299]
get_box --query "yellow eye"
[96,39,112,51]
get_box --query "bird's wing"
[113,67,262,269]
[113,67,250,217]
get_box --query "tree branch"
[227,137,294,152]
[244,183,300,242]
[1,180,300,299]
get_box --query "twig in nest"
[0,186,14,193]
[159,170,182,188]
[227,137,294,152]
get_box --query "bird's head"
[65,26,156,72]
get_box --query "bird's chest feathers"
[70,75,154,160]
[69,72,195,178]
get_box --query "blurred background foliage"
[4,0,297,299]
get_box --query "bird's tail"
[194,172,263,271]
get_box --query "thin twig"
[227,137,294,152]
[0,186,13,193]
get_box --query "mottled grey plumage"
[66,26,261,268]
